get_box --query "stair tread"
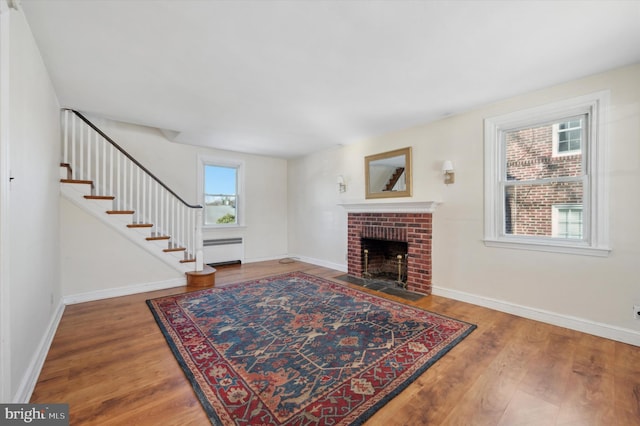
[61,178,93,185]
[146,235,170,241]
[60,163,73,179]
[127,223,153,228]
[180,258,196,263]
[163,247,186,252]
[106,210,134,214]
[85,195,115,200]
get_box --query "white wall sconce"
[442,160,455,184]
[337,175,347,193]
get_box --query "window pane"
[557,119,582,154]
[554,205,583,239]
[204,165,237,225]
[504,182,583,237]
[506,121,582,181]
[568,130,581,151]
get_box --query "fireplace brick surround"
[347,211,433,294]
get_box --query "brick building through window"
[504,117,584,239]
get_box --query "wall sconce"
[337,175,347,193]
[442,160,455,184]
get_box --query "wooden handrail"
[64,108,202,209]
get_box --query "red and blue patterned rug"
[147,272,476,425]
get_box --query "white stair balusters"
[61,109,204,271]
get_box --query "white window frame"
[484,91,610,256]
[197,155,245,229]
[552,118,583,157]
[552,204,583,239]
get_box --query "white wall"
[80,117,289,263]
[5,6,62,400]
[288,64,640,344]
[60,198,183,298]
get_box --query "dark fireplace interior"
[361,238,408,285]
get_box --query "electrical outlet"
[634,305,640,320]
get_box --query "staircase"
[59,109,215,286]
[384,167,405,191]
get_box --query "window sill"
[483,238,611,257]
[203,224,247,231]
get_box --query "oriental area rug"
[147,272,476,425]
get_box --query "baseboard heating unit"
[203,237,243,266]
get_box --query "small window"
[552,204,583,239]
[204,164,238,226]
[553,118,583,156]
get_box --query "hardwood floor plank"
[30,260,640,425]
[440,371,520,425]
[497,390,560,426]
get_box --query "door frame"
[0,0,12,402]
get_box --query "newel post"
[195,208,204,271]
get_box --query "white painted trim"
[483,91,611,256]
[483,238,610,257]
[284,254,348,273]
[338,201,441,213]
[0,0,11,402]
[15,274,186,402]
[12,299,65,403]
[63,277,185,305]
[432,285,640,347]
[240,254,283,264]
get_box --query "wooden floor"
[31,260,640,425]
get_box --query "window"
[503,116,584,239]
[553,119,582,156]
[197,157,244,227]
[552,205,583,239]
[484,91,610,256]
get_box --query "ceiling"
[20,0,640,159]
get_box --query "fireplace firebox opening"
[361,238,408,287]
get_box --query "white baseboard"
[241,254,348,273]
[242,254,288,264]
[13,299,65,403]
[432,285,640,346]
[15,277,186,402]
[63,277,186,305]
[286,254,348,273]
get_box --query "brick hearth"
[347,212,432,294]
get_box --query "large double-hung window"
[484,92,610,256]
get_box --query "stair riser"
[166,250,190,262]
[146,239,173,251]
[61,181,92,196]
[84,199,114,211]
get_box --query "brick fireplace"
[343,202,438,295]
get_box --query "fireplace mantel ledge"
[338,201,441,213]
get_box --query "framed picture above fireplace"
[365,146,412,199]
